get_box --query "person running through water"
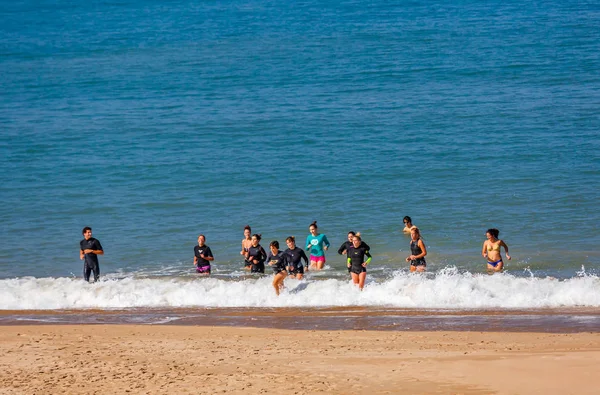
[266,240,287,295]
[79,226,104,282]
[482,228,511,272]
[346,233,371,291]
[406,227,427,272]
[305,221,330,270]
[338,231,370,273]
[284,236,309,280]
[247,234,267,273]
[241,225,253,270]
[402,216,415,233]
[193,234,214,275]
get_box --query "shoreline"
[2,307,599,332]
[1,325,598,394]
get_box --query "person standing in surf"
[79,226,104,282]
[405,227,427,272]
[247,234,267,274]
[285,236,309,280]
[402,216,415,233]
[338,231,370,273]
[241,225,253,270]
[266,240,287,295]
[482,228,511,272]
[346,233,371,291]
[305,221,330,270]
[193,234,214,275]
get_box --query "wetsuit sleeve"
[205,246,214,258]
[94,239,103,251]
[260,246,267,263]
[323,234,330,248]
[362,242,370,251]
[337,242,346,255]
[365,250,372,265]
[300,250,309,266]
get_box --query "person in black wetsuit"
[346,233,371,290]
[247,234,267,273]
[266,240,287,295]
[338,231,370,273]
[79,226,104,282]
[405,227,427,272]
[284,236,309,280]
[193,234,214,275]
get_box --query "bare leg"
[317,260,325,270]
[310,260,318,270]
[358,272,367,290]
[350,272,359,286]
[272,272,286,296]
[415,265,426,272]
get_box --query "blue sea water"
[1,0,599,310]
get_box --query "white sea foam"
[1,271,599,310]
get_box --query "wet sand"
[1,325,598,394]
[2,307,600,332]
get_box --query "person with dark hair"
[338,231,370,273]
[285,236,309,280]
[402,216,415,233]
[79,227,104,282]
[306,221,330,270]
[346,233,371,290]
[247,234,267,273]
[193,234,214,275]
[241,225,253,270]
[406,227,427,272]
[266,240,287,295]
[482,228,511,272]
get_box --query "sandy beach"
[0,325,598,394]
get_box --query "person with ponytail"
[305,221,330,270]
[482,228,511,272]
[346,232,371,290]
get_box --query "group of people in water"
[191,217,511,295]
[79,217,512,294]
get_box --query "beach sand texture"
[0,325,598,394]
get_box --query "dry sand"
[0,325,598,394]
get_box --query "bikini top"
[487,241,501,252]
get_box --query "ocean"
[1,0,599,318]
